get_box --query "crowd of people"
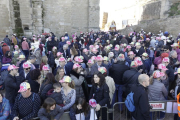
[0,30,179,120]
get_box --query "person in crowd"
[0,91,10,119]
[70,46,78,60]
[98,67,115,105]
[30,45,42,69]
[133,42,145,57]
[82,48,90,64]
[5,65,24,113]
[39,73,56,101]
[29,69,41,93]
[60,76,76,111]
[38,97,64,120]
[3,35,11,47]
[12,51,19,65]
[131,74,151,120]
[55,52,63,67]
[48,82,63,105]
[54,57,68,75]
[61,44,70,58]
[55,67,65,82]
[31,37,40,50]
[48,46,57,73]
[16,54,26,67]
[46,37,55,56]
[2,43,10,55]
[142,52,152,73]
[89,73,110,120]
[58,37,66,52]
[109,53,129,110]
[40,56,49,71]
[26,55,36,70]
[70,63,85,100]
[13,82,41,120]
[2,51,12,64]
[148,70,168,119]
[125,51,135,65]
[41,65,50,80]
[11,34,17,49]
[169,50,180,69]
[69,98,91,120]
[21,37,30,59]
[19,62,31,81]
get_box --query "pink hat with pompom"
[134,57,143,65]
[42,65,49,71]
[59,57,66,62]
[96,55,103,61]
[57,52,63,57]
[73,63,81,69]
[74,56,83,63]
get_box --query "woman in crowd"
[2,51,12,64]
[48,46,57,73]
[40,56,48,71]
[39,73,56,101]
[60,76,76,111]
[29,69,41,93]
[70,63,85,100]
[69,98,91,120]
[38,97,64,120]
[89,73,110,120]
[55,67,65,82]
[70,47,78,60]
[0,91,10,119]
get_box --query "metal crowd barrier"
[32,100,177,120]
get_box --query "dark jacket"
[5,74,24,103]
[47,40,55,52]
[89,83,110,106]
[18,60,27,73]
[0,98,10,119]
[122,68,140,85]
[48,90,63,105]
[131,84,151,120]
[166,64,175,82]
[60,49,70,58]
[69,107,90,120]
[38,105,64,120]
[19,70,31,81]
[3,37,11,46]
[133,47,145,57]
[109,61,129,85]
[28,79,40,93]
[142,58,152,73]
[58,41,66,52]
[48,52,55,68]
[39,81,54,101]
[2,56,12,64]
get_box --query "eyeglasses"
[25,68,30,70]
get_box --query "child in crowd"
[48,82,64,106]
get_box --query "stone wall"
[0,0,11,40]
[119,15,180,37]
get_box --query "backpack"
[125,92,135,112]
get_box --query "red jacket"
[2,43,10,55]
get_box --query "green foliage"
[168,3,180,17]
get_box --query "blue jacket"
[143,59,152,73]
[0,46,3,60]
[58,41,66,52]
[0,98,10,120]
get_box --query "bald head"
[138,74,150,87]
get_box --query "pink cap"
[83,49,89,53]
[88,59,94,64]
[114,45,119,50]
[59,57,66,62]
[96,55,103,61]
[126,45,131,49]
[89,45,94,49]
[73,63,81,69]
[162,57,169,63]
[15,45,19,48]
[61,37,65,40]
[92,48,98,52]
[134,57,143,65]
[91,56,96,60]
[23,62,31,68]
[146,38,150,41]
[18,82,30,93]
[8,65,19,71]
[128,51,134,55]
[74,56,83,63]
[66,41,71,45]
[153,70,165,78]
[57,52,63,56]
[158,64,168,71]
[42,65,50,71]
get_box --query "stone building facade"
[0,0,100,40]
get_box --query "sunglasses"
[25,68,30,70]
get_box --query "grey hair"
[117,57,125,62]
[138,74,149,84]
[169,50,177,58]
[63,44,68,49]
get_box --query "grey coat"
[38,105,64,120]
[33,48,42,65]
[70,74,85,100]
[148,79,168,101]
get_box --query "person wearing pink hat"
[82,48,90,64]
[13,82,41,120]
[148,70,168,119]
[5,64,24,115]
[55,52,63,67]
[70,63,86,100]
[54,57,69,76]
[19,62,31,80]
[41,65,50,79]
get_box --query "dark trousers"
[22,50,29,60]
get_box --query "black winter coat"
[89,83,110,106]
[28,79,40,93]
[133,47,145,57]
[131,84,151,120]
[48,52,55,68]
[109,61,129,85]
[5,74,24,103]
[49,91,63,105]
